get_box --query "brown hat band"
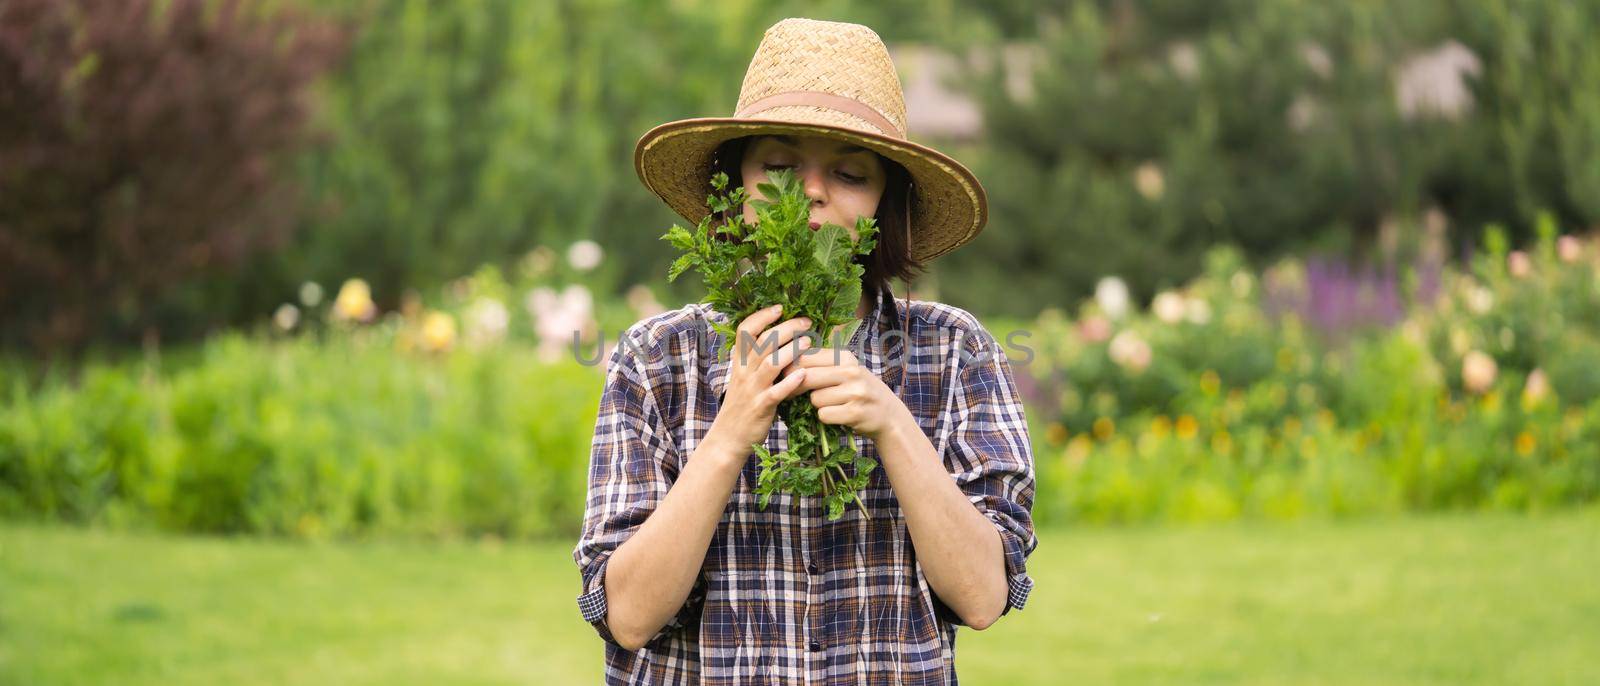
[734,90,905,140]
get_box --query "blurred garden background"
[3,0,1599,683]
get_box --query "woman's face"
[739,134,887,240]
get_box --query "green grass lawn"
[3,511,1597,685]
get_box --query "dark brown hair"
[708,135,925,303]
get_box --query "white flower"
[465,297,510,347]
[561,284,593,317]
[1095,276,1131,320]
[1395,40,1481,121]
[1287,94,1319,132]
[1301,42,1333,79]
[299,281,323,308]
[1230,271,1254,298]
[1134,163,1165,200]
[521,246,556,278]
[525,286,558,320]
[273,303,300,331]
[528,284,597,362]
[1465,285,1494,314]
[626,284,665,319]
[1108,330,1153,375]
[567,240,604,272]
[1152,291,1187,325]
[1168,42,1199,81]
[1185,298,1213,325]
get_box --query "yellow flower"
[420,311,457,353]
[1315,408,1335,429]
[333,278,377,323]
[1299,436,1318,459]
[1065,435,1093,467]
[1480,390,1502,413]
[1200,370,1221,396]
[1092,417,1115,441]
[1045,422,1069,446]
[1175,414,1199,440]
[1564,409,1586,436]
[1210,429,1233,455]
[1282,417,1302,438]
[1514,431,1536,457]
[1150,415,1172,438]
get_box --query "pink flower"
[1507,250,1531,279]
[1077,316,1112,344]
[1109,330,1153,374]
[1523,368,1550,406]
[1462,350,1498,394]
[1558,235,1582,263]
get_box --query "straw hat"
[633,17,988,263]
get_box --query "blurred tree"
[937,0,1600,316]
[281,0,988,315]
[0,0,345,354]
[937,0,1412,315]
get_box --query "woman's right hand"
[707,304,814,452]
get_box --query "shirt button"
[807,561,819,575]
[808,640,823,652]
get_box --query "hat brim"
[634,115,987,263]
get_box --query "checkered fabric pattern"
[572,293,1037,685]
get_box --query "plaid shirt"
[573,293,1038,685]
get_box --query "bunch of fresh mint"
[661,168,880,520]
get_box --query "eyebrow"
[767,134,871,156]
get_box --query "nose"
[799,165,828,206]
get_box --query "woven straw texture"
[634,17,988,263]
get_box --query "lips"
[808,221,821,230]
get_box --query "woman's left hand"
[780,346,910,441]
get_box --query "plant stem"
[831,462,872,520]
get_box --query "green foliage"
[662,169,879,520]
[0,334,600,540]
[1027,227,1600,525]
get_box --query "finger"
[759,334,815,374]
[766,367,807,404]
[787,346,858,371]
[779,367,815,400]
[817,404,853,426]
[735,316,812,369]
[807,385,852,408]
[737,304,785,339]
[792,365,860,392]
[758,316,817,351]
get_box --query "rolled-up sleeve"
[931,323,1038,626]
[572,334,705,649]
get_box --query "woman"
[574,17,1036,684]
